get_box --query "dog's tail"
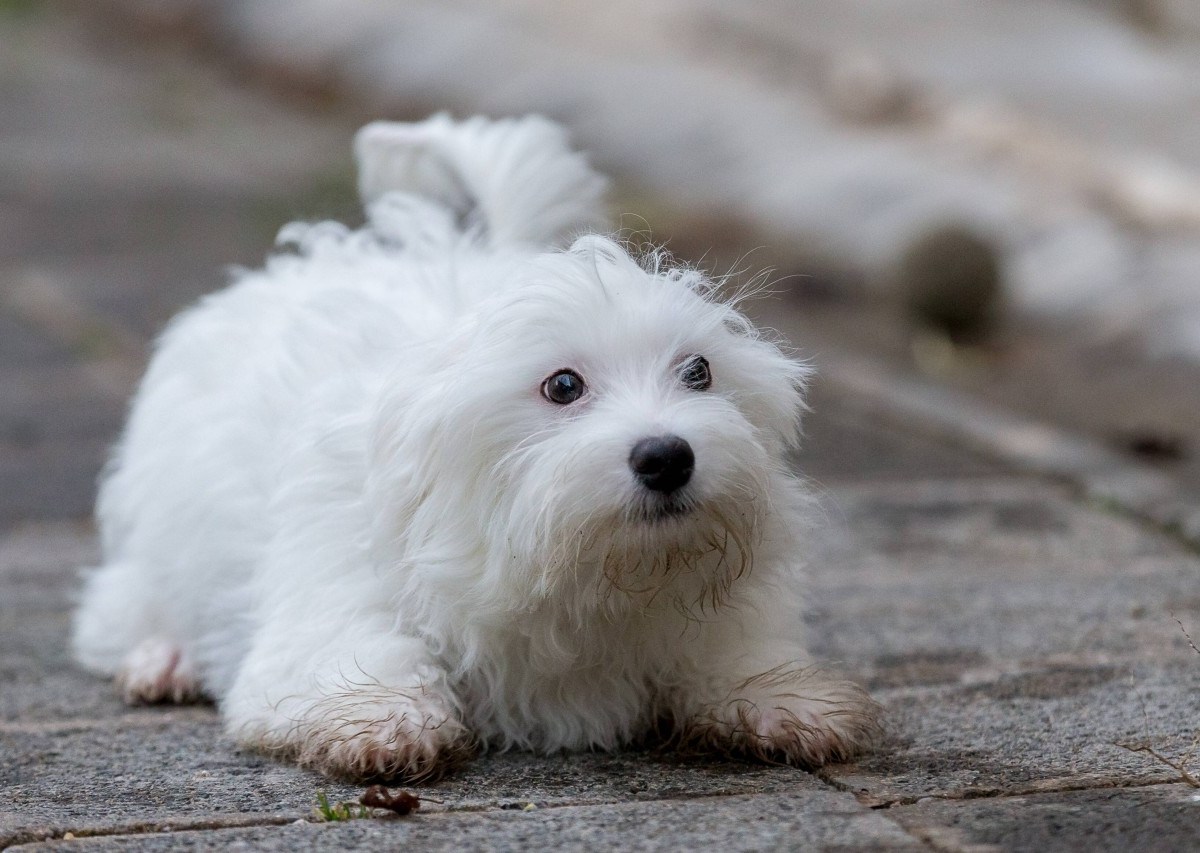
[354,114,609,248]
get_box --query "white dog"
[72,115,880,780]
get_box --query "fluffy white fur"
[72,114,880,780]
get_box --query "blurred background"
[4,0,1200,526]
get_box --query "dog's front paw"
[238,685,472,781]
[683,666,882,767]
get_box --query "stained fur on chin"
[71,114,882,781]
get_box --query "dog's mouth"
[631,494,694,525]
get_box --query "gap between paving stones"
[821,768,1191,810]
[2,782,899,849]
[3,815,298,850]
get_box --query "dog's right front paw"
[236,686,472,781]
[681,666,883,768]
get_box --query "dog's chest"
[450,608,696,748]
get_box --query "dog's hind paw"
[117,637,203,705]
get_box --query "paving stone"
[0,715,841,847]
[888,784,1200,852]
[0,523,116,721]
[793,381,1009,482]
[0,367,126,443]
[0,313,74,368]
[0,6,351,528]
[0,714,342,847]
[0,605,126,724]
[19,791,924,852]
[827,661,1200,803]
[0,666,127,724]
[790,477,1200,805]
[804,478,1200,672]
[0,440,113,525]
[0,520,98,585]
[0,9,347,203]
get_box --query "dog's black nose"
[629,435,694,493]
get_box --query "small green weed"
[313,790,372,822]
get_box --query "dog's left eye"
[679,355,712,391]
[542,369,587,404]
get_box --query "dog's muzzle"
[629,435,694,494]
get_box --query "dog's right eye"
[542,369,587,405]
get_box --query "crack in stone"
[2,814,300,848]
[2,778,876,847]
[818,770,1188,810]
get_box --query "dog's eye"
[542,369,587,405]
[679,355,712,391]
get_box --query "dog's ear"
[354,114,609,248]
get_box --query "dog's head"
[372,236,809,612]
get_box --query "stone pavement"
[3,6,1200,851]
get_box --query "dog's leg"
[673,595,882,767]
[223,614,469,781]
[677,657,881,767]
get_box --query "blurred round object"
[1126,0,1200,36]
[897,225,1003,340]
[1118,428,1187,462]
[822,52,916,124]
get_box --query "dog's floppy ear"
[354,114,608,248]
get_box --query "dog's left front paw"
[233,684,473,781]
[683,667,882,767]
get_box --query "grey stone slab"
[0,4,352,528]
[0,359,123,527]
[0,521,97,576]
[0,714,340,847]
[0,584,127,723]
[20,791,924,851]
[1,524,94,601]
[0,523,123,721]
[784,478,1200,803]
[804,479,1200,674]
[0,366,126,443]
[889,783,1200,852]
[826,661,1200,803]
[0,312,74,368]
[429,750,833,809]
[794,380,1009,481]
[0,441,111,525]
[0,713,841,847]
[0,666,128,724]
[0,8,347,202]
